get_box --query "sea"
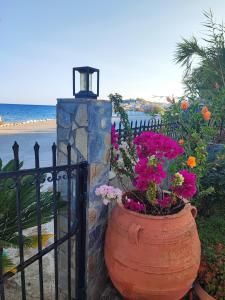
[0,103,56,123]
[0,103,156,167]
[0,103,153,124]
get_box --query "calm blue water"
[0,103,154,124]
[0,104,158,167]
[0,103,55,122]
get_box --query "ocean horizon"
[0,103,153,124]
[0,103,55,123]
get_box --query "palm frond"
[174,37,206,68]
[0,158,64,250]
[175,9,225,98]
[2,251,17,274]
[23,234,54,248]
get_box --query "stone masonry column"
[57,98,112,299]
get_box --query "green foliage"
[163,98,213,188]
[174,10,225,124]
[1,250,15,273]
[197,204,225,299]
[109,93,136,183]
[196,152,225,298]
[196,150,225,215]
[145,104,165,116]
[197,212,225,257]
[162,96,225,216]
[0,158,61,273]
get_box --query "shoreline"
[0,119,56,135]
[0,118,55,127]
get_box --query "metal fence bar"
[134,120,138,137]
[219,119,224,137]
[143,120,146,131]
[52,143,59,300]
[67,144,72,300]
[0,164,80,179]
[75,162,82,300]
[0,248,5,300]
[12,142,26,300]
[75,162,88,300]
[34,143,44,300]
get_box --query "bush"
[196,150,225,215]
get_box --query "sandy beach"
[0,119,56,135]
[0,120,56,168]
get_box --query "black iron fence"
[114,119,179,141]
[115,118,225,142]
[0,142,88,300]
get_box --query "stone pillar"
[57,98,112,299]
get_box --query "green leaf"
[2,251,17,274]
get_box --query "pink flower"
[124,198,145,212]
[111,124,119,150]
[134,158,166,191]
[134,131,184,161]
[171,169,197,199]
[157,195,171,208]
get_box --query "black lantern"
[73,66,99,99]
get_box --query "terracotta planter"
[194,283,216,300]
[105,203,201,300]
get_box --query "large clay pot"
[194,283,216,300]
[105,203,201,300]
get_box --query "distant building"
[122,99,137,104]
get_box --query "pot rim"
[116,201,192,220]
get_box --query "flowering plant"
[97,129,197,215]
[163,96,220,214]
[95,94,198,216]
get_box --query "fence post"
[57,98,112,299]
[0,248,5,300]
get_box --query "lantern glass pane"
[89,73,92,92]
[80,73,87,91]
[92,72,97,94]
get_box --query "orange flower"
[203,111,211,121]
[180,100,189,110]
[201,106,209,114]
[187,156,196,168]
[178,138,185,145]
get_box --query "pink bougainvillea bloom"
[134,158,166,191]
[134,131,184,161]
[158,195,171,208]
[111,124,119,150]
[171,169,197,199]
[124,198,145,212]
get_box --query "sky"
[0,0,225,105]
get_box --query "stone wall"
[57,98,112,299]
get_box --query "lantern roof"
[73,66,99,74]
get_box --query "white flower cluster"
[95,185,122,205]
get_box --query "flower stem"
[146,182,157,204]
